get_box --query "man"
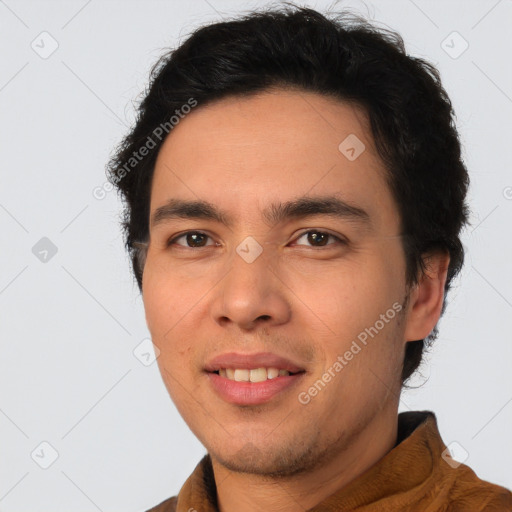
[107,5,512,511]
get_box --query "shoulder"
[144,495,178,512]
[441,464,512,511]
[446,490,512,512]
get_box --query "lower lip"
[206,372,305,405]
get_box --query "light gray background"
[1,0,511,510]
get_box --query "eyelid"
[167,230,218,247]
[292,229,347,247]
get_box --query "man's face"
[143,89,411,476]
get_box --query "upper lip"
[204,352,305,373]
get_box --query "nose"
[210,246,291,331]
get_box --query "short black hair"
[107,4,470,384]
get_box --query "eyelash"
[166,230,347,249]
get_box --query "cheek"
[143,272,174,341]
[143,276,189,380]
[291,248,405,362]
[142,256,219,387]
[143,269,202,405]
[142,254,206,337]
[285,256,380,325]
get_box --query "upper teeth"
[218,368,291,382]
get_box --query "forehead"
[150,88,398,231]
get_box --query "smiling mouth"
[210,367,305,382]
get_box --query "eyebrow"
[150,195,372,230]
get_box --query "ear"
[404,250,451,342]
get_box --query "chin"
[208,434,329,479]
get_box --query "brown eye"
[168,231,214,248]
[294,230,345,247]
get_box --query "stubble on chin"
[208,411,370,481]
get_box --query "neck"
[210,407,399,512]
